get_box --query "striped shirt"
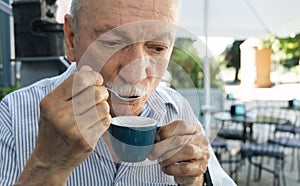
[0,63,236,185]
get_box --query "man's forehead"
[80,0,179,23]
[97,21,176,43]
[83,0,178,10]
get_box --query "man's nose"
[119,44,149,84]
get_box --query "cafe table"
[281,106,300,111]
[213,111,289,143]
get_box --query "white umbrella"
[179,0,300,39]
[178,0,300,134]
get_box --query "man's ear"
[64,14,75,62]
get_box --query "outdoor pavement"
[212,83,300,186]
[218,142,299,186]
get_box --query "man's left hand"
[149,120,210,186]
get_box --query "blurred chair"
[211,94,245,180]
[214,120,247,182]
[217,120,248,142]
[211,138,228,162]
[218,103,249,142]
[268,107,300,182]
[240,106,288,186]
[216,104,249,181]
[241,143,285,186]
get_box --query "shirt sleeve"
[0,98,20,185]
[208,146,237,186]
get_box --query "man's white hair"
[70,0,81,32]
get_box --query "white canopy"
[179,0,300,39]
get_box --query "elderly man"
[0,0,236,185]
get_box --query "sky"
[200,37,234,56]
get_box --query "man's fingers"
[162,160,208,177]
[73,101,111,149]
[152,121,208,186]
[50,66,104,101]
[159,144,210,167]
[149,134,207,160]
[79,65,93,71]
[72,68,104,98]
[174,176,198,185]
[80,115,112,148]
[72,86,109,115]
[157,120,204,141]
[75,101,110,127]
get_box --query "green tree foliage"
[271,33,300,69]
[0,87,19,101]
[169,38,223,88]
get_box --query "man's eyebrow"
[150,33,173,44]
[94,27,131,41]
[93,26,173,44]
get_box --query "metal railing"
[0,0,12,16]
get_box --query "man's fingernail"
[80,65,92,71]
[148,155,154,160]
[155,134,161,141]
[158,157,163,163]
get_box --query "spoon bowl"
[106,88,140,102]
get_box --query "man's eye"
[156,46,168,53]
[100,40,124,48]
[149,45,168,53]
[154,47,165,52]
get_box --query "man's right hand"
[15,65,111,185]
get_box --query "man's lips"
[109,93,143,103]
[106,87,143,102]
[119,95,140,99]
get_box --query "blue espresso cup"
[108,116,158,162]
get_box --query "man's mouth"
[119,95,140,99]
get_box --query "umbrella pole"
[203,0,211,137]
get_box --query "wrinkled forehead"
[98,21,177,45]
[79,0,179,24]
[77,0,179,44]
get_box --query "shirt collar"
[52,62,77,89]
[140,85,179,124]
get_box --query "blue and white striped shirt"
[0,63,236,185]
